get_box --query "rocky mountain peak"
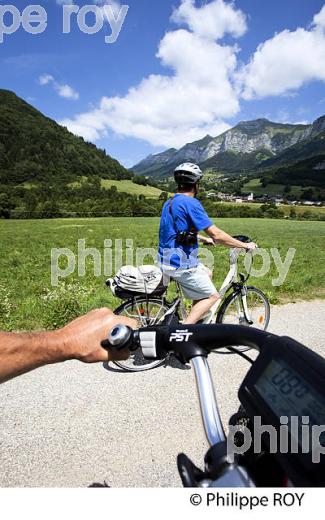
[132,114,325,178]
[311,115,325,135]
[235,118,270,131]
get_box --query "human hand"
[245,242,258,251]
[203,237,215,246]
[58,308,137,363]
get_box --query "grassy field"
[67,177,164,198]
[242,178,308,198]
[0,218,324,331]
[100,179,164,198]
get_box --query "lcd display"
[255,359,325,447]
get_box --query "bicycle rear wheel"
[113,297,170,371]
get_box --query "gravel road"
[0,300,324,487]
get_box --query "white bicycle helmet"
[174,163,203,184]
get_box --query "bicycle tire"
[216,286,270,353]
[113,297,171,372]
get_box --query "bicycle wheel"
[217,286,270,329]
[113,297,170,372]
[216,286,270,352]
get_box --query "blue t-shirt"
[158,194,213,268]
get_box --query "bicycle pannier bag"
[107,265,167,299]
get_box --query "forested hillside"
[0,90,130,185]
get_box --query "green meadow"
[0,217,324,331]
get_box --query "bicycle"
[112,235,270,372]
[105,323,325,487]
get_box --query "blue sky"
[1,0,325,167]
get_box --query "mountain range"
[132,116,325,180]
[1,89,324,193]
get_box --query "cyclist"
[158,163,257,324]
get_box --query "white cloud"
[39,73,54,86]
[239,4,325,99]
[59,0,242,148]
[55,83,79,100]
[93,0,123,18]
[313,4,325,29]
[171,0,247,40]
[38,74,79,100]
[58,1,325,150]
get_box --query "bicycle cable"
[212,347,254,364]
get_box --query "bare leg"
[184,293,220,325]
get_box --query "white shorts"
[161,264,218,301]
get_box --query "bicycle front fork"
[241,288,253,325]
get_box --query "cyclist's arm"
[0,309,135,384]
[205,225,256,250]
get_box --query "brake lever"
[177,453,206,487]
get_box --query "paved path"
[0,301,324,487]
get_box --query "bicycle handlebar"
[107,324,276,363]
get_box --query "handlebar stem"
[191,356,226,446]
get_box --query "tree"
[260,203,282,219]
[133,176,148,186]
[0,193,11,218]
[0,143,7,169]
[24,191,38,218]
[301,188,314,201]
[40,200,61,218]
[289,208,297,219]
[159,191,168,202]
[89,175,101,189]
[302,210,313,220]
[261,203,277,212]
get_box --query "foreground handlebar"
[107,324,278,363]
